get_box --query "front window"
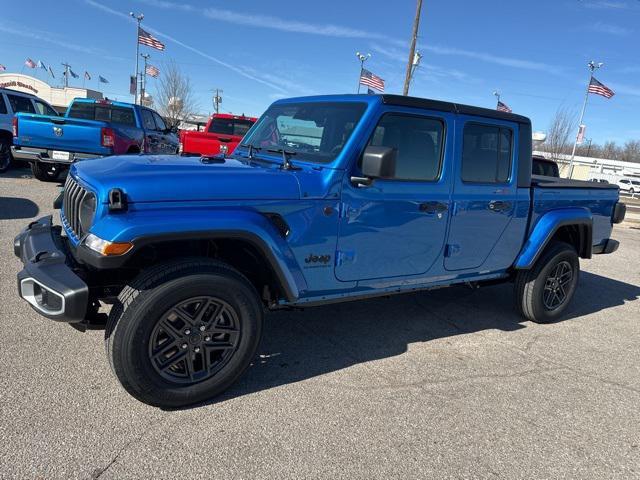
[241,102,367,164]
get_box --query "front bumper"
[11,146,102,164]
[14,216,89,322]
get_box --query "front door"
[444,119,518,271]
[335,109,452,282]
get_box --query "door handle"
[488,200,511,212]
[419,201,448,214]
[218,137,232,143]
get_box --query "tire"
[105,258,263,408]
[515,241,579,324]
[0,138,11,173]
[30,162,61,181]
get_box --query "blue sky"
[1,0,639,144]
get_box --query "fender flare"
[514,208,593,270]
[79,209,307,301]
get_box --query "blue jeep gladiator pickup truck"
[12,98,178,182]
[14,94,626,408]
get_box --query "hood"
[72,154,303,203]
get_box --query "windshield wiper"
[267,148,300,170]
[239,143,261,160]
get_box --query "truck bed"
[531,175,618,190]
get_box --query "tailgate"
[15,114,112,155]
[184,132,242,155]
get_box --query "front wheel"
[105,259,263,408]
[31,162,61,181]
[515,241,579,323]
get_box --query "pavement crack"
[89,430,146,479]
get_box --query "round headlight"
[79,192,96,233]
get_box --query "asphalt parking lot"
[1,166,639,479]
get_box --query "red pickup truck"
[179,113,257,156]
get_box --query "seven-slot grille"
[62,175,89,239]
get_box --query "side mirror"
[351,146,396,187]
[362,146,396,178]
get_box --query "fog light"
[20,278,65,315]
[84,233,133,256]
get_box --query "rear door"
[444,119,518,271]
[151,111,176,153]
[335,107,453,282]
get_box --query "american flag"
[24,58,36,69]
[138,27,165,51]
[497,100,512,113]
[359,68,385,92]
[588,76,614,99]
[146,64,160,78]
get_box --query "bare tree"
[621,140,640,163]
[541,106,577,161]
[155,60,197,128]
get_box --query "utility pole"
[130,12,144,104]
[568,60,603,178]
[403,0,423,96]
[355,52,371,93]
[61,62,71,88]
[140,53,150,106]
[212,89,223,114]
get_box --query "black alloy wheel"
[148,296,241,384]
[542,260,573,311]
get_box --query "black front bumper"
[14,216,89,322]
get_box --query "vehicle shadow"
[0,197,39,220]
[183,270,639,410]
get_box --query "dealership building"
[0,73,103,113]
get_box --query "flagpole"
[130,12,144,105]
[493,90,500,109]
[355,52,370,94]
[141,53,150,105]
[568,60,602,178]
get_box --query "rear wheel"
[105,259,263,408]
[0,138,12,173]
[31,162,62,181]
[515,241,579,323]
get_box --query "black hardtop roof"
[381,94,531,125]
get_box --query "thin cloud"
[0,23,111,57]
[588,22,631,36]
[581,1,631,9]
[83,0,289,93]
[608,81,640,97]
[138,0,391,41]
[371,42,558,74]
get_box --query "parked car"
[532,155,559,177]
[179,113,257,156]
[14,94,626,408]
[0,88,58,173]
[588,178,610,184]
[617,178,640,194]
[12,98,179,181]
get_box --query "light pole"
[130,12,144,104]
[355,52,370,93]
[403,0,423,96]
[212,89,223,114]
[408,51,422,89]
[568,60,603,177]
[140,53,150,106]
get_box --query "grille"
[62,175,89,239]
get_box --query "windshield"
[241,102,367,164]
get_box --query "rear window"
[462,123,512,184]
[33,99,58,116]
[68,102,136,127]
[208,118,254,136]
[7,94,36,114]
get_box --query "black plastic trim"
[612,202,626,224]
[75,230,297,302]
[14,216,89,322]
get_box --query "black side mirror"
[351,146,396,187]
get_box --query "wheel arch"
[514,208,593,270]
[80,210,306,303]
